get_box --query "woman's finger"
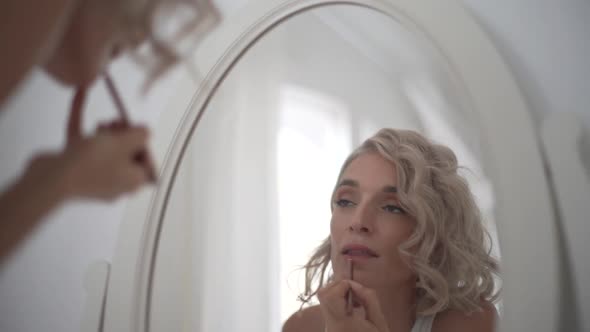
[67,87,87,145]
[318,280,351,318]
[348,281,389,330]
[115,126,149,154]
[123,164,150,192]
[95,120,127,135]
[113,126,157,182]
[134,149,157,183]
[96,124,109,134]
[110,120,126,131]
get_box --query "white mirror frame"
[101,1,561,331]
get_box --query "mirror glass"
[150,4,501,331]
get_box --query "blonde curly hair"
[119,0,221,90]
[299,128,500,315]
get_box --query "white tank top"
[410,314,435,332]
[323,314,435,332]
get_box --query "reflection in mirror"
[150,4,501,332]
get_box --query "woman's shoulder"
[432,302,498,332]
[282,305,324,332]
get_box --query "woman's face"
[330,152,416,288]
[44,0,143,86]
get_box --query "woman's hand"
[29,124,154,201]
[0,87,155,261]
[60,87,155,200]
[27,86,156,202]
[318,280,390,332]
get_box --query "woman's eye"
[335,199,355,207]
[383,204,405,214]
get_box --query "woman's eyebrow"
[337,179,358,188]
[337,179,398,193]
[381,185,398,193]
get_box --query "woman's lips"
[341,244,379,258]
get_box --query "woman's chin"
[347,271,377,286]
[43,65,99,88]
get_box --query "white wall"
[461,0,590,129]
[0,1,588,332]
[459,1,590,330]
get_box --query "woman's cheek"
[80,13,121,81]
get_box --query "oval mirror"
[101,2,560,332]
[151,4,502,331]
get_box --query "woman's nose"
[349,205,374,234]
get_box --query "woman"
[0,0,219,260]
[283,128,500,332]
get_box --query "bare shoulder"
[282,305,324,332]
[432,302,498,332]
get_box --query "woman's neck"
[373,279,417,332]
